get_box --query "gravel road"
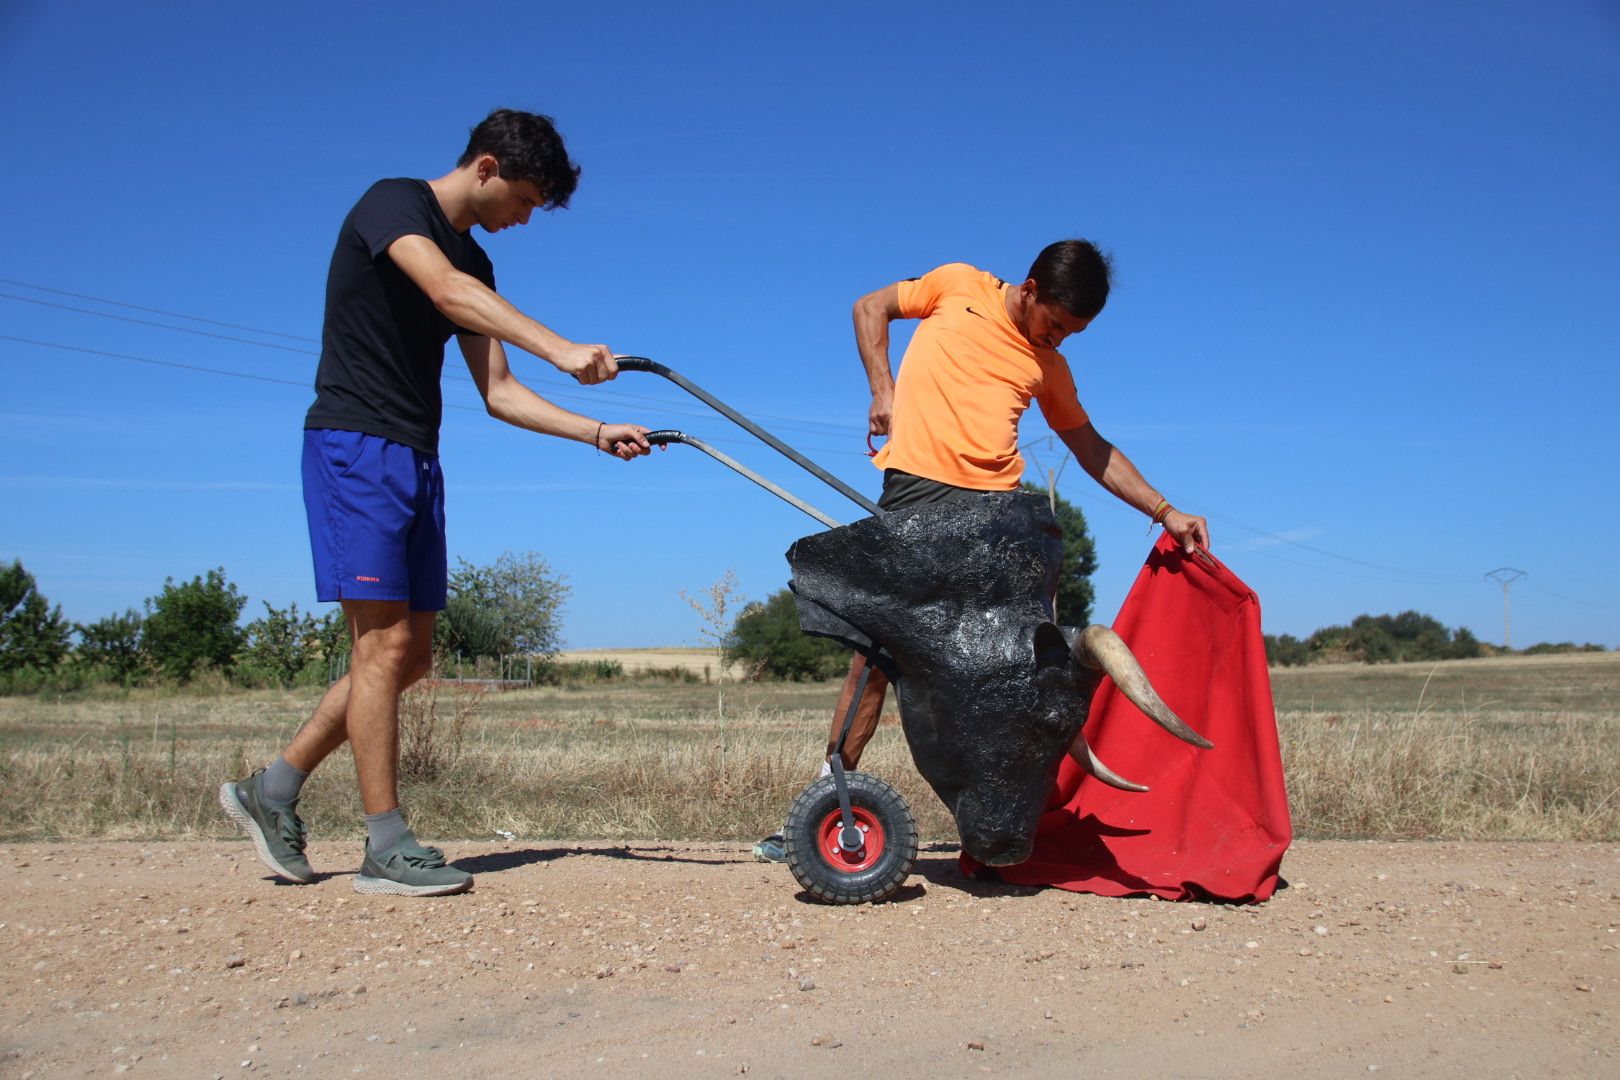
[3,840,1615,1078]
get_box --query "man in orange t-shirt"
[755,239,1209,862]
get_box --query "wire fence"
[325,651,544,688]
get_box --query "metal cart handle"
[645,430,843,529]
[618,356,881,518]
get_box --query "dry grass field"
[1273,651,1619,840]
[0,651,1615,844]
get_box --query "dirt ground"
[2,840,1615,1079]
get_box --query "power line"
[1521,580,1620,611]
[1197,507,1480,584]
[1,283,866,438]
[0,277,321,343]
[1045,475,1487,588]
[0,291,320,356]
[1191,539,1478,586]
[0,334,871,457]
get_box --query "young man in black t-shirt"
[221,109,651,896]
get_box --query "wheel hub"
[816,806,887,873]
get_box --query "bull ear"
[1033,621,1070,672]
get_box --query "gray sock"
[260,755,308,805]
[365,808,410,854]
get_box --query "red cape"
[961,534,1292,902]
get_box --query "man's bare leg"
[756,652,895,863]
[338,601,470,895]
[279,674,353,775]
[327,601,435,815]
[278,603,434,788]
[224,602,428,883]
[824,652,891,770]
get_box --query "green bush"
[638,664,702,684]
[237,601,325,689]
[436,591,508,660]
[538,658,625,685]
[1521,641,1608,655]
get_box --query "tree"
[240,601,322,688]
[446,550,570,657]
[0,559,72,675]
[682,568,743,679]
[312,609,350,666]
[1019,482,1097,626]
[684,568,744,716]
[1303,611,1485,665]
[1263,633,1310,667]
[1346,615,1398,663]
[727,588,847,681]
[1305,623,1352,661]
[142,568,246,681]
[76,608,148,683]
[436,591,509,659]
[1447,626,1484,660]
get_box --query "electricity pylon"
[1484,568,1526,650]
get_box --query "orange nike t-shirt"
[872,262,1088,490]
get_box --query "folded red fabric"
[961,533,1292,902]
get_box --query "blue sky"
[2,1,1616,650]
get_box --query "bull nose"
[963,830,1032,867]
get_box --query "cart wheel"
[783,772,917,904]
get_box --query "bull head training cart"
[617,356,917,904]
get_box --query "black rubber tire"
[783,772,918,904]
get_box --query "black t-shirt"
[303,178,495,455]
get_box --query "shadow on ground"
[454,843,739,875]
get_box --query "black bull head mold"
[788,491,1212,867]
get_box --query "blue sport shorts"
[301,428,448,611]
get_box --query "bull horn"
[1067,734,1149,792]
[1073,624,1214,750]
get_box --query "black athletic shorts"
[877,469,997,512]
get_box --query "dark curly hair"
[1027,239,1113,320]
[457,108,582,210]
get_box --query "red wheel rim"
[815,806,887,873]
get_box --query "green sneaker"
[354,833,472,897]
[752,832,787,864]
[219,771,315,884]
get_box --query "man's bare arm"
[388,234,617,385]
[1055,422,1209,551]
[458,335,649,460]
[853,283,903,436]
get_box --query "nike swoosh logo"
[965,306,987,319]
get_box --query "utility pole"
[1484,568,1526,650]
[1019,436,1071,513]
[1021,437,1072,622]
